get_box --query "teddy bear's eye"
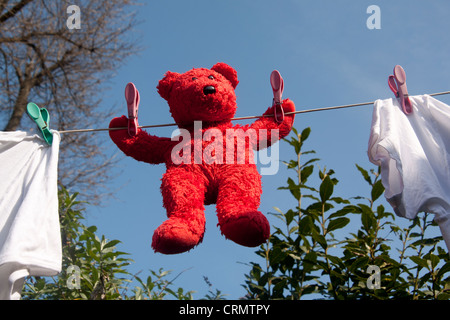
[208,75,215,80]
[192,77,197,81]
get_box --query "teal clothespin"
[26,102,53,145]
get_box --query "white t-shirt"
[368,95,450,251]
[0,131,61,300]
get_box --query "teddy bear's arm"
[109,115,173,164]
[249,98,296,150]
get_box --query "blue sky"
[76,0,450,299]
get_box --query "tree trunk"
[4,79,32,131]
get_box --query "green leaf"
[428,254,440,269]
[285,209,296,225]
[301,158,320,168]
[269,247,286,265]
[102,239,121,250]
[284,160,298,169]
[356,164,372,185]
[371,179,385,202]
[289,225,299,234]
[376,204,394,220]
[329,197,350,205]
[300,165,314,184]
[288,136,301,154]
[287,177,301,200]
[327,217,350,233]
[298,216,313,234]
[300,127,311,144]
[291,127,298,136]
[330,205,361,218]
[312,229,327,249]
[303,251,317,272]
[349,256,370,273]
[320,175,334,204]
[437,261,450,278]
[360,204,376,231]
[437,293,450,300]
[159,270,170,278]
[410,256,429,269]
[327,254,345,269]
[86,225,98,233]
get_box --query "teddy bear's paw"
[151,218,205,254]
[109,115,132,143]
[282,98,296,115]
[219,211,270,247]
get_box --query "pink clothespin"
[388,65,413,114]
[125,82,140,136]
[270,70,284,123]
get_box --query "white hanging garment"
[0,131,61,300]
[368,94,450,251]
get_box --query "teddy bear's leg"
[215,165,270,247]
[151,166,207,254]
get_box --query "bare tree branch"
[0,0,142,204]
[0,0,33,24]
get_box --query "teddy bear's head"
[157,62,239,127]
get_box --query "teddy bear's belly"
[165,160,259,207]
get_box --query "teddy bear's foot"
[151,217,205,254]
[219,211,270,247]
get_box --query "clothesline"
[57,90,450,134]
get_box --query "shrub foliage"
[242,127,450,300]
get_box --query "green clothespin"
[26,102,53,145]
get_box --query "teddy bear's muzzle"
[203,85,216,95]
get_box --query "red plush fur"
[109,62,295,254]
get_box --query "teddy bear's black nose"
[203,85,216,95]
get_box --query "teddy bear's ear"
[157,71,179,100]
[211,62,239,89]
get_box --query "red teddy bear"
[109,62,295,254]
